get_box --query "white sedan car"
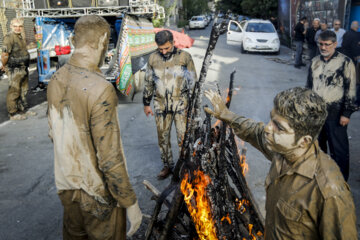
[226,19,280,54]
[189,16,207,29]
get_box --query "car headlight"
[245,38,252,43]
[272,38,280,44]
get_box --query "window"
[230,22,241,32]
[246,23,275,33]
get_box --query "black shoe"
[157,166,172,180]
[300,63,306,66]
[294,64,301,69]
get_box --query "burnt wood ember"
[144,12,264,240]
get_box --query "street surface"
[0,23,359,239]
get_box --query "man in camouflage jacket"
[1,18,31,120]
[205,87,357,239]
[306,30,357,181]
[143,30,197,179]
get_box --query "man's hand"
[204,90,229,119]
[144,106,154,117]
[126,201,142,237]
[340,116,350,126]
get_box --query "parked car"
[226,19,280,54]
[189,16,207,29]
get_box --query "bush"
[177,19,189,28]
[152,18,165,28]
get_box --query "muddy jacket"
[47,60,137,219]
[2,32,29,69]
[222,112,357,240]
[306,51,357,120]
[143,48,197,113]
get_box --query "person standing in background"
[294,16,308,68]
[306,18,320,60]
[331,19,346,52]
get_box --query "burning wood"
[144,12,264,240]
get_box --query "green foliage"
[177,19,189,28]
[182,0,210,20]
[241,0,278,18]
[215,0,277,18]
[153,18,165,28]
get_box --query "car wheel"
[241,44,246,54]
[274,49,280,55]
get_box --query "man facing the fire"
[205,87,357,239]
[143,30,197,179]
[47,15,142,239]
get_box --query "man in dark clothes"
[341,21,360,63]
[306,18,320,60]
[307,30,357,181]
[294,16,308,68]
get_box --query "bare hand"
[144,106,154,117]
[204,90,228,119]
[339,116,350,126]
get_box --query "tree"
[181,0,210,20]
[215,0,242,14]
[215,0,277,18]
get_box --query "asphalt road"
[0,22,359,239]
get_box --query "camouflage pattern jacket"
[47,60,137,219]
[306,51,357,120]
[222,112,357,240]
[143,48,197,113]
[2,32,29,69]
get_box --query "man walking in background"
[331,19,346,52]
[143,30,197,179]
[47,15,142,239]
[1,18,35,120]
[294,16,308,68]
[342,21,360,63]
[306,18,320,60]
[307,30,357,181]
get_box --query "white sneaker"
[10,113,27,120]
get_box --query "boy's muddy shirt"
[222,112,357,240]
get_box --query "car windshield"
[246,23,275,33]
[191,17,203,21]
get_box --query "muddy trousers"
[155,112,186,168]
[318,120,349,181]
[6,67,29,115]
[58,190,126,240]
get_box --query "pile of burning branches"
[143,13,264,240]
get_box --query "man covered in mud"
[1,18,35,120]
[47,15,142,239]
[205,87,357,239]
[307,30,357,181]
[143,30,197,179]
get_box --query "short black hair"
[155,30,173,46]
[273,87,327,141]
[319,30,337,42]
[300,16,307,21]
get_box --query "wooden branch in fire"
[144,11,264,240]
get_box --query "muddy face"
[264,109,298,155]
[157,41,174,58]
[11,23,23,34]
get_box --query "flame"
[181,170,218,240]
[221,213,231,224]
[235,137,249,175]
[236,198,250,214]
[212,119,221,128]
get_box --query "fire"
[180,170,218,240]
[236,198,250,214]
[212,119,221,128]
[221,213,231,224]
[235,137,249,176]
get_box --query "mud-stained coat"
[221,112,357,240]
[306,51,357,119]
[2,32,30,114]
[143,48,197,166]
[47,61,137,229]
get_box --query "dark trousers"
[318,119,349,181]
[308,44,317,60]
[294,41,303,65]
